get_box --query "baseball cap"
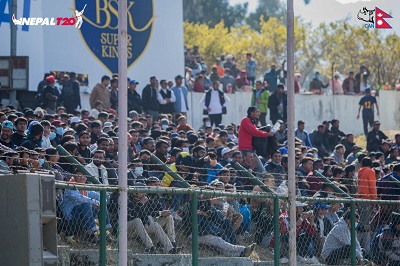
[103,122,113,128]
[352,145,361,151]
[130,80,139,85]
[314,202,330,210]
[373,121,380,125]
[46,75,55,83]
[129,111,138,118]
[365,87,371,92]
[175,75,183,80]
[63,128,75,135]
[70,116,82,124]
[221,147,232,157]
[2,120,14,130]
[52,120,66,127]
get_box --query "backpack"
[61,81,74,102]
[252,126,278,158]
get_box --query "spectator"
[245,53,257,86]
[0,120,16,149]
[209,66,220,83]
[294,73,302,93]
[214,130,228,148]
[322,212,363,265]
[264,150,285,187]
[142,76,159,122]
[61,72,81,113]
[268,84,287,124]
[0,151,19,174]
[331,72,343,94]
[200,81,230,127]
[295,120,312,147]
[377,163,400,201]
[223,54,238,78]
[309,125,330,158]
[314,202,331,258]
[21,123,44,150]
[341,133,355,158]
[330,119,346,149]
[201,69,212,90]
[171,75,189,118]
[340,164,357,196]
[366,121,388,152]
[89,75,111,110]
[251,80,270,126]
[357,87,379,136]
[214,57,224,78]
[10,117,28,146]
[193,75,205,92]
[90,101,104,119]
[127,80,142,114]
[263,65,281,93]
[386,147,400,164]
[235,70,249,89]
[378,212,400,265]
[176,116,194,132]
[85,150,109,185]
[355,65,370,93]
[342,71,356,94]
[331,144,346,166]
[42,75,59,114]
[309,71,329,94]
[109,78,118,110]
[220,68,236,93]
[306,159,324,195]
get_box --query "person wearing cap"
[309,71,329,94]
[322,212,363,265]
[41,75,59,114]
[171,75,189,119]
[331,72,343,94]
[21,123,44,150]
[235,69,249,89]
[219,147,233,167]
[366,121,388,152]
[220,68,236,93]
[251,80,270,126]
[377,212,400,264]
[342,71,356,94]
[142,76,159,122]
[90,75,111,110]
[313,202,331,260]
[127,79,142,114]
[357,86,379,136]
[89,120,102,145]
[0,120,16,149]
[10,117,28,146]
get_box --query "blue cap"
[314,202,330,210]
[130,80,139,85]
[279,147,288,155]
[1,120,14,130]
[170,133,179,139]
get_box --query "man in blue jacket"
[171,75,189,119]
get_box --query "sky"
[228,0,399,34]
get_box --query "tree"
[246,0,284,31]
[182,0,248,28]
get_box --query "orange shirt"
[357,167,377,200]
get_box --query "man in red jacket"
[238,106,273,151]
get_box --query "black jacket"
[141,85,159,112]
[268,92,287,123]
[20,134,41,150]
[127,89,142,113]
[366,130,388,152]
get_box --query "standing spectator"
[330,119,346,149]
[355,65,370,93]
[263,65,281,93]
[209,67,220,83]
[214,57,224,78]
[356,87,379,136]
[235,70,249,89]
[184,67,194,91]
[238,107,272,152]
[251,80,270,126]
[200,81,230,127]
[171,75,189,118]
[331,72,344,94]
[309,125,331,158]
[89,75,111,110]
[201,69,212,90]
[193,75,206,92]
[157,79,175,115]
[109,78,119,110]
[220,68,236,93]
[342,71,356,94]
[61,72,81,113]
[35,73,50,107]
[309,71,329,94]
[295,120,312,147]
[223,54,238,78]
[142,76,159,122]
[127,80,142,114]
[268,84,287,124]
[245,53,257,87]
[341,133,356,158]
[42,75,59,114]
[366,121,388,152]
[294,73,302,93]
[357,157,377,255]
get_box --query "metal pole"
[350,201,356,266]
[117,0,128,264]
[286,0,296,265]
[191,194,199,266]
[99,190,107,266]
[9,0,17,106]
[273,196,280,266]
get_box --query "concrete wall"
[185,91,400,136]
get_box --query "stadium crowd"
[0,60,399,265]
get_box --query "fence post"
[191,193,199,266]
[273,195,280,266]
[350,200,356,266]
[99,190,107,266]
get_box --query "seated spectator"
[340,165,357,196]
[235,70,249,89]
[346,145,362,165]
[215,130,229,148]
[313,202,331,258]
[205,152,223,183]
[295,120,312,147]
[176,116,194,132]
[85,150,109,185]
[322,212,363,265]
[61,172,112,243]
[42,147,72,181]
[0,120,16,149]
[386,147,400,165]
[219,147,233,167]
[332,166,344,183]
[309,125,330,157]
[264,150,285,187]
[378,212,400,265]
[305,159,324,196]
[0,151,19,174]
[331,144,346,166]
[127,159,146,185]
[21,122,44,150]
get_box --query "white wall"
[185,91,399,135]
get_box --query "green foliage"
[184,18,400,88]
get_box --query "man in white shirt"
[85,150,108,185]
[200,81,230,127]
[157,79,176,115]
[171,75,189,118]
